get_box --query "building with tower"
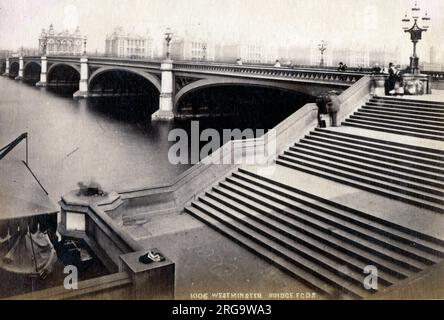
[39,24,84,55]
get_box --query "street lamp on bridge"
[164,28,173,60]
[42,36,48,56]
[83,36,88,56]
[318,40,327,67]
[402,1,430,74]
[202,43,207,62]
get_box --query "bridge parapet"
[173,61,367,85]
[423,71,444,81]
[87,56,162,70]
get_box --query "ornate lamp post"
[202,43,207,61]
[83,36,87,55]
[402,1,430,74]
[318,40,327,67]
[42,36,48,56]
[164,28,173,60]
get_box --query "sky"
[0,0,443,62]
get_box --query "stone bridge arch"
[23,60,41,71]
[173,76,344,113]
[9,61,20,77]
[88,66,161,92]
[47,62,81,79]
[23,61,42,79]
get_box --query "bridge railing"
[173,61,367,84]
[423,71,444,81]
[87,56,162,70]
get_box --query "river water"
[0,77,310,204]
[0,77,191,202]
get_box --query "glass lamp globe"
[411,2,420,20]
[422,11,431,29]
[402,13,411,30]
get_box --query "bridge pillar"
[151,60,174,121]
[2,58,9,76]
[73,56,89,99]
[15,56,23,80]
[36,56,48,87]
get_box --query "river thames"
[0,77,191,202]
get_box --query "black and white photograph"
[0,0,444,309]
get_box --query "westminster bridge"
[0,55,371,120]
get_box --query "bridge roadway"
[1,55,368,120]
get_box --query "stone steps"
[371,96,444,107]
[366,101,444,113]
[185,205,353,299]
[362,105,444,118]
[280,151,443,198]
[185,166,444,299]
[350,114,444,132]
[314,128,444,155]
[184,95,444,299]
[359,107,444,122]
[285,147,443,189]
[301,136,444,175]
[344,118,444,137]
[356,110,444,127]
[343,97,444,141]
[277,157,444,213]
[343,121,444,142]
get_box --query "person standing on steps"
[327,91,340,127]
[316,94,329,128]
[385,62,397,95]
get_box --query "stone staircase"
[343,96,444,141]
[278,128,444,214]
[185,95,444,299]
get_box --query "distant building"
[0,50,12,58]
[420,62,442,72]
[287,46,311,66]
[217,43,263,64]
[169,37,215,61]
[105,27,153,59]
[369,48,401,68]
[39,24,84,55]
[430,46,437,64]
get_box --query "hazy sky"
[0,0,443,62]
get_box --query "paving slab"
[122,212,318,300]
